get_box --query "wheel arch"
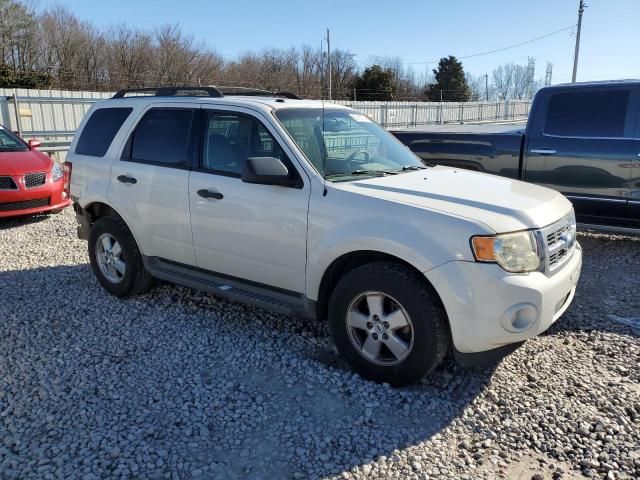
[315,250,448,324]
[79,201,145,255]
[83,201,119,223]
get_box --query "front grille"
[0,197,49,212]
[540,213,576,274]
[24,172,46,189]
[0,176,18,190]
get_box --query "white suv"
[68,86,582,386]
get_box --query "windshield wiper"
[396,165,427,172]
[325,169,399,179]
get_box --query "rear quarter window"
[544,90,630,138]
[75,108,133,157]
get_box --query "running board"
[143,256,315,319]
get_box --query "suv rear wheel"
[328,261,449,386]
[88,216,152,297]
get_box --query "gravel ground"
[0,209,638,480]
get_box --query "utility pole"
[326,28,332,100]
[484,74,489,101]
[572,0,585,83]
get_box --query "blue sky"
[37,0,639,85]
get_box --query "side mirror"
[241,156,293,186]
[28,139,41,149]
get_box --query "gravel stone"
[0,211,638,480]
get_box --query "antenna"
[321,31,328,197]
[326,28,332,101]
[321,86,328,196]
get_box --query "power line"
[406,25,576,65]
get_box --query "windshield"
[274,108,426,181]
[0,127,28,152]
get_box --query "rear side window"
[127,109,194,166]
[75,108,132,157]
[544,90,630,138]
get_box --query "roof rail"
[111,85,301,100]
[112,86,223,99]
[216,86,300,100]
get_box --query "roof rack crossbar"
[112,86,224,99]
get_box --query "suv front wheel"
[328,261,450,386]
[88,216,152,297]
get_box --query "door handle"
[618,164,634,168]
[530,148,557,155]
[197,189,223,200]
[117,175,137,184]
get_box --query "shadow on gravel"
[548,234,640,338]
[0,264,502,479]
[0,213,52,230]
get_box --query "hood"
[335,166,573,233]
[0,150,53,176]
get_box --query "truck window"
[544,90,629,138]
[75,108,132,157]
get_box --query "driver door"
[188,106,310,293]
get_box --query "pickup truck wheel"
[88,216,152,298]
[328,261,449,386]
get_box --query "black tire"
[328,261,450,386]
[88,215,152,297]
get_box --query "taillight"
[63,162,72,198]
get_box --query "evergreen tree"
[351,65,396,101]
[426,56,471,102]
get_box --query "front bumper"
[425,242,582,355]
[0,173,70,218]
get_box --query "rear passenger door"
[524,86,636,224]
[109,104,198,266]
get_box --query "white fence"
[1,88,531,160]
[329,100,531,128]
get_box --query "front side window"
[544,90,630,138]
[75,107,132,157]
[202,111,289,176]
[275,108,425,181]
[0,127,27,152]
[128,109,194,166]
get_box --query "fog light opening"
[501,304,538,333]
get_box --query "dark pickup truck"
[392,80,640,228]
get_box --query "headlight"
[51,162,63,182]
[471,231,540,273]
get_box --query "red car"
[0,125,70,219]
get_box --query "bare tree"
[106,24,153,88]
[0,2,548,100]
[0,0,39,74]
[492,58,542,101]
[491,63,515,100]
[466,73,488,101]
[328,48,357,99]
